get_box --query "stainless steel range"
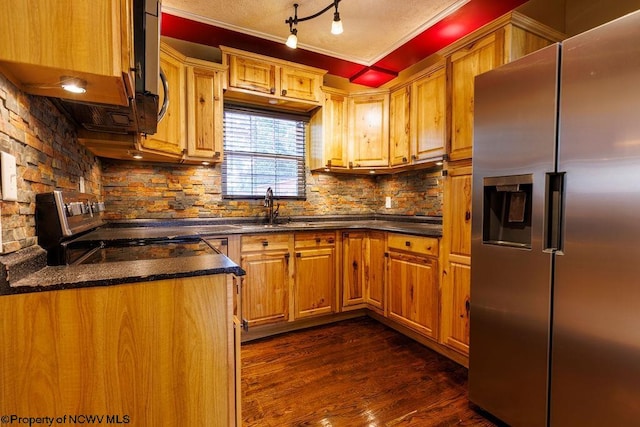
[35,191,225,265]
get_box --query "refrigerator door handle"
[544,172,565,253]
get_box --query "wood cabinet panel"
[450,33,502,161]
[446,167,473,257]
[342,231,366,308]
[142,44,186,156]
[348,92,390,168]
[387,251,439,340]
[366,231,386,313]
[241,234,290,252]
[227,55,276,94]
[389,85,411,166]
[0,276,234,426]
[241,251,290,327]
[309,89,349,170]
[410,66,446,161]
[387,234,439,257]
[294,247,336,318]
[442,260,471,355]
[281,66,322,102]
[0,0,131,106]
[186,63,224,160]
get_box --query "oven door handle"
[72,242,105,265]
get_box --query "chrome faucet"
[264,187,280,225]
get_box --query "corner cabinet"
[0,0,134,106]
[341,231,386,313]
[348,91,390,168]
[140,43,226,164]
[387,234,440,340]
[220,46,326,112]
[389,62,447,168]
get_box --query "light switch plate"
[79,176,85,193]
[1,152,17,201]
[385,196,392,209]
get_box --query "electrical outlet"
[385,196,392,209]
[1,152,17,201]
[79,177,85,193]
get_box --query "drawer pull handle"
[262,241,269,247]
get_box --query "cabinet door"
[441,165,472,356]
[323,90,348,168]
[0,0,131,105]
[294,247,335,318]
[342,232,366,309]
[142,46,186,156]
[280,66,322,103]
[365,231,386,313]
[186,65,223,160]
[241,250,290,327]
[228,55,276,95]
[388,251,439,339]
[450,33,502,160]
[348,92,390,168]
[389,85,411,166]
[411,66,446,162]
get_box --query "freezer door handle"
[544,172,565,252]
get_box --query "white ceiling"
[161,0,471,66]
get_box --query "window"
[222,106,307,199]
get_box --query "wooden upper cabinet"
[227,55,276,95]
[220,46,326,112]
[389,85,411,166]
[0,0,133,106]
[186,59,225,161]
[280,66,323,102]
[348,91,390,168]
[446,14,564,161]
[449,33,502,161]
[309,88,349,170]
[141,43,186,157]
[410,65,446,162]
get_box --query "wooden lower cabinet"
[341,231,386,312]
[0,275,237,426]
[293,232,337,319]
[365,231,386,313]
[387,250,439,340]
[440,164,472,357]
[241,234,292,328]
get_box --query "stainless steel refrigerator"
[469,9,640,427]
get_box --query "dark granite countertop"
[6,254,244,295]
[1,215,440,296]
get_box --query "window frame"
[222,104,308,200]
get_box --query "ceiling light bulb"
[61,77,87,94]
[331,13,343,35]
[286,29,298,49]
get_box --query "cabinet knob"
[296,252,301,257]
[402,157,408,163]
[411,154,417,161]
[281,89,287,96]
[270,87,276,94]
[405,241,411,247]
[465,299,470,315]
[262,241,269,247]
[352,261,358,270]
[328,238,335,244]
[465,211,471,221]
[316,237,321,243]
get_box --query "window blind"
[222,106,307,199]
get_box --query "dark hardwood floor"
[241,317,496,426]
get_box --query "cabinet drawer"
[294,232,337,248]
[241,234,290,252]
[388,234,439,257]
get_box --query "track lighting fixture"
[284,0,343,49]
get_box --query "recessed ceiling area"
[161,0,529,87]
